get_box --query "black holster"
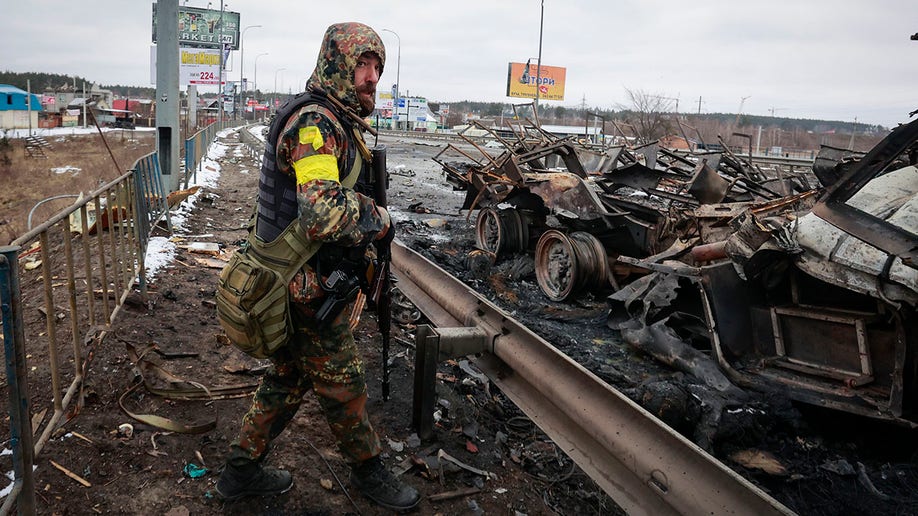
[314,245,369,325]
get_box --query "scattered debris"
[50,460,91,487]
[117,423,134,439]
[388,438,406,453]
[182,463,208,479]
[437,449,493,480]
[192,256,229,268]
[441,104,918,425]
[429,486,482,502]
[185,242,221,255]
[821,459,856,476]
[166,186,201,208]
[729,449,788,476]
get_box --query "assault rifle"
[369,146,392,400]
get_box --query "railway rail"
[390,240,795,516]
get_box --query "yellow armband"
[293,154,339,185]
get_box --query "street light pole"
[382,29,400,130]
[217,0,225,125]
[254,52,268,103]
[239,24,262,120]
[273,67,286,113]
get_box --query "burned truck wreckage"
[435,111,918,426]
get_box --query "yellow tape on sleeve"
[294,154,339,185]
[299,126,325,150]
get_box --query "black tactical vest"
[255,91,358,243]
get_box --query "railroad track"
[390,240,795,516]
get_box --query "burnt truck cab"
[701,119,917,425]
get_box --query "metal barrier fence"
[0,152,170,515]
[184,121,248,189]
[183,123,218,189]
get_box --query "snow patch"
[51,165,81,175]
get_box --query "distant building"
[392,96,440,132]
[0,84,42,130]
[112,99,155,127]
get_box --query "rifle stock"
[370,146,392,401]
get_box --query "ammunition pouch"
[216,221,322,359]
[215,249,293,358]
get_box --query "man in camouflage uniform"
[216,22,420,511]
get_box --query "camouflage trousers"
[228,301,382,466]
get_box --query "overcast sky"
[2,0,917,127]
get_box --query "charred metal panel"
[813,118,918,268]
[699,262,760,360]
[524,172,609,222]
[813,145,866,188]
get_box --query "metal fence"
[183,123,219,189]
[184,121,248,189]
[0,151,170,515]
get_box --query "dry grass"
[0,130,156,245]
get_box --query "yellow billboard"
[506,61,566,101]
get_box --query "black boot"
[215,459,293,502]
[351,456,420,511]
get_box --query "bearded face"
[354,52,381,116]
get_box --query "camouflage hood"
[306,22,385,116]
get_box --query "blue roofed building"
[0,84,42,130]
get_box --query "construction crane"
[734,95,751,126]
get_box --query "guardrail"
[0,151,170,515]
[392,242,795,516]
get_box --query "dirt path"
[29,127,616,515]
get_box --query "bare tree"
[618,88,676,144]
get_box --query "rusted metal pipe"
[691,240,729,262]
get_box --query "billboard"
[150,46,229,86]
[506,61,566,101]
[376,91,394,112]
[180,47,223,85]
[152,4,241,50]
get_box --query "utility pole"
[848,117,858,151]
[534,0,544,111]
[155,0,180,191]
[26,79,33,136]
[697,96,702,115]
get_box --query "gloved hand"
[375,206,395,246]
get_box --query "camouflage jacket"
[280,22,388,304]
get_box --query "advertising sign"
[152,4,241,50]
[181,47,222,85]
[376,91,394,111]
[150,46,227,86]
[506,61,566,101]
